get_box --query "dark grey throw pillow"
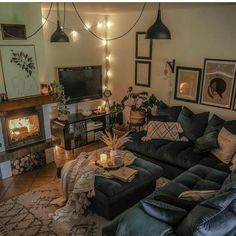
[224,120,236,135]
[177,107,209,142]
[218,172,236,194]
[176,190,236,236]
[156,101,182,122]
[204,114,225,134]
[194,131,219,153]
[140,199,187,226]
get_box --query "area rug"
[0,177,169,236]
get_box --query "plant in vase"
[100,131,131,164]
[121,86,159,124]
[50,81,70,121]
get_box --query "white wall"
[109,3,236,120]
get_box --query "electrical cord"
[72,2,146,41]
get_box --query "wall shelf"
[0,95,57,112]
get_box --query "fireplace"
[1,106,45,150]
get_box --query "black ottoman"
[90,157,163,220]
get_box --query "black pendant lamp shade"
[50,3,69,42]
[146,3,171,39]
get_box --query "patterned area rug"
[0,177,170,236]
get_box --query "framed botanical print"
[135,60,151,87]
[135,32,152,60]
[174,66,202,103]
[200,58,236,109]
[0,45,40,99]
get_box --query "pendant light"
[146,3,171,39]
[50,3,69,42]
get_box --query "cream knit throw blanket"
[50,150,135,222]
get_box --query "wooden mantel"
[0,95,57,112]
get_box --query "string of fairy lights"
[42,15,113,89]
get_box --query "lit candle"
[97,106,102,112]
[100,153,107,164]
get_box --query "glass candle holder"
[100,153,107,164]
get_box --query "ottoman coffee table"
[90,157,163,220]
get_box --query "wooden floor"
[0,162,57,202]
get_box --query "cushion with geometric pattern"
[142,121,188,142]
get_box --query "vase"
[110,149,118,164]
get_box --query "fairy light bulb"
[97,22,103,28]
[42,17,46,24]
[106,21,112,28]
[85,23,91,30]
[106,55,111,61]
[107,71,112,77]
[103,39,107,45]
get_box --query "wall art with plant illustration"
[0,45,40,99]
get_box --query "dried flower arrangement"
[100,131,132,150]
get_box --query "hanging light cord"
[63,2,66,29]
[72,2,146,41]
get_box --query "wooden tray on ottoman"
[95,159,124,170]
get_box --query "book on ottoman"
[110,167,138,182]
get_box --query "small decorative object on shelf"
[0,93,7,103]
[40,83,50,95]
[81,110,92,117]
[50,80,70,121]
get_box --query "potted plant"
[121,86,159,125]
[50,81,70,121]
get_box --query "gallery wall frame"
[200,58,236,109]
[0,45,40,100]
[135,60,151,88]
[174,66,202,103]
[135,32,153,60]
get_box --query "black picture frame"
[135,32,152,60]
[135,60,151,87]
[233,91,236,111]
[200,58,236,110]
[174,66,202,103]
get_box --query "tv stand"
[51,112,123,151]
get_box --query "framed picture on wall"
[233,95,236,111]
[174,66,202,103]
[135,32,152,60]
[0,45,40,99]
[200,58,236,109]
[135,60,151,87]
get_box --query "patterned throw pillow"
[212,127,236,164]
[142,121,188,142]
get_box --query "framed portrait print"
[200,59,236,109]
[135,32,152,60]
[174,66,202,103]
[0,45,40,100]
[135,60,151,87]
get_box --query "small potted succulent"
[50,81,70,121]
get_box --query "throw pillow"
[177,107,209,142]
[230,153,236,172]
[156,101,182,121]
[218,171,236,194]
[193,131,219,153]
[178,190,217,202]
[140,199,187,226]
[204,114,225,134]
[211,127,236,164]
[142,121,188,142]
[224,120,236,135]
[176,190,236,236]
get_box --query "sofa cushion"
[126,132,230,172]
[194,131,219,153]
[176,190,236,236]
[224,120,236,134]
[219,172,236,194]
[177,107,209,142]
[155,165,228,200]
[204,114,225,134]
[156,101,182,121]
[143,121,188,142]
[212,127,236,164]
[140,199,187,226]
[115,207,175,236]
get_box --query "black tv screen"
[58,66,102,103]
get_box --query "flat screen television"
[58,66,103,103]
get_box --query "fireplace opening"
[1,106,45,151]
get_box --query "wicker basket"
[129,109,146,125]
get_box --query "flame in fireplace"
[8,115,40,142]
